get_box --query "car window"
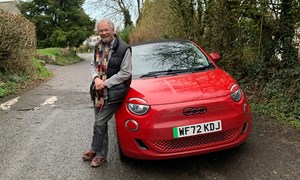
[131,41,213,77]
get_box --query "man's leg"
[91,102,120,157]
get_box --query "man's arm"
[90,50,99,80]
[104,48,132,88]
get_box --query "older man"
[81,18,132,167]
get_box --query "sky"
[82,0,138,29]
[82,0,101,20]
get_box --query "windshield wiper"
[192,64,215,72]
[140,65,215,78]
[140,69,190,78]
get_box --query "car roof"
[130,39,191,47]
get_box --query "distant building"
[83,35,101,47]
[0,0,20,14]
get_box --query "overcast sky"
[82,0,138,29]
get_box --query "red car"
[115,39,252,161]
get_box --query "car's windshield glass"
[131,41,214,78]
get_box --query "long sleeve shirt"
[90,39,132,89]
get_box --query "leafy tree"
[169,0,201,40]
[278,0,299,68]
[18,0,95,48]
[117,25,133,43]
[129,0,171,43]
[203,0,245,74]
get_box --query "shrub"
[117,25,134,43]
[0,10,36,75]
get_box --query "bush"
[240,66,300,127]
[0,57,52,98]
[0,10,36,75]
[117,25,134,43]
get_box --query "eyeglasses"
[98,29,110,33]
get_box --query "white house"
[0,0,19,14]
[83,35,101,47]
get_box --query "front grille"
[150,128,240,153]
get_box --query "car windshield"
[131,40,214,78]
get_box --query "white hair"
[95,18,115,31]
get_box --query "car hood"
[127,69,237,105]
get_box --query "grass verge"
[0,58,53,98]
[37,48,82,65]
[251,103,300,129]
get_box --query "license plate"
[173,120,222,138]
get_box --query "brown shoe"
[81,149,96,161]
[90,156,106,167]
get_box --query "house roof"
[0,0,19,14]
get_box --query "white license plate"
[173,120,222,138]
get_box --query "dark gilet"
[93,37,132,103]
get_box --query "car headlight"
[127,98,150,115]
[230,84,242,102]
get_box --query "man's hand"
[94,77,105,90]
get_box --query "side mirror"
[209,52,221,62]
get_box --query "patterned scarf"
[94,41,110,110]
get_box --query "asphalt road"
[0,53,299,180]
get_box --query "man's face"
[98,21,114,44]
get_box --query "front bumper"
[115,96,252,160]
